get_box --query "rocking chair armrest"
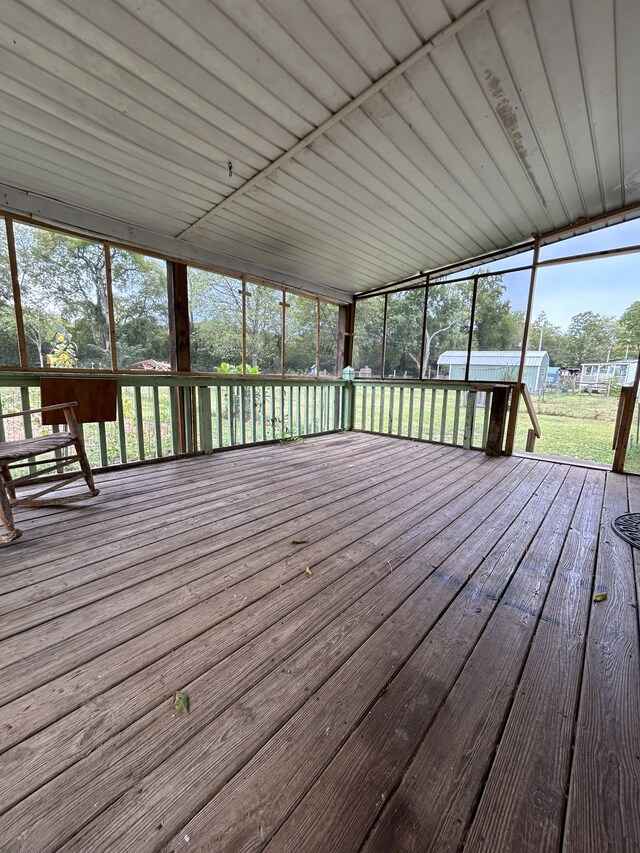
[0,402,78,420]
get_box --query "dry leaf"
[173,691,189,714]
[593,592,608,603]
[305,566,313,577]
[292,539,309,544]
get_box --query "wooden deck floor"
[1,433,639,852]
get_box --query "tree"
[473,276,523,351]
[14,225,111,367]
[565,311,617,367]
[529,311,571,366]
[616,301,640,358]
[104,248,169,367]
[353,296,385,375]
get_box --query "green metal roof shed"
[437,351,550,392]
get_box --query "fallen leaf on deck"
[305,566,313,577]
[173,691,189,714]
[593,593,608,603]
[292,539,309,544]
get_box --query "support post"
[5,218,28,367]
[167,261,191,453]
[612,350,640,472]
[337,302,355,374]
[486,384,510,457]
[341,367,356,430]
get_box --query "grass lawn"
[352,385,640,474]
[516,390,640,472]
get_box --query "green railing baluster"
[370,385,376,433]
[227,386,234,446]
[312,385,318,432]
[429,389,436,440]
[215,385,223,448]
[152,385,163,458]
[198,386,213,452]
[463,390,476,449]
[134,386,145,460]
[98,422,108,467]
[398,387,404,436]
[418,387,425,439]
[270,386,276,439]
[117,386,129,462]
[379,386,385,433]
[239,385,246,445]
[440,389,449,443]
[388,386,395,434]
[304,385,310,435]
[361,385,367,431]
[407,387,414,438]
[260,385,266,441]
[250,386,257,444]
[452,389,461,445]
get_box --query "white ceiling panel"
[0,0,638,297]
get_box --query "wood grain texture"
[0,434,636,853]
[464,469,605,852]
[562,473,640,852]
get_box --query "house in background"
[437,350,550,393]
[579,358,639,393]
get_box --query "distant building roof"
[437,350,548,367]
[581,358,638,367]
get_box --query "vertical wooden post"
[486,384,511,457]
[337,302,355,373]
[167,261,191,453]
[241,276,248,374]
[381,293,388,379]
[612,349,640,473]
[281,290,288,376]
[505,236,540,454]
[104,242,118,371]
[465,276,479,382]
[419,278,428,379]
[315,298,321,377]
[5,218,28,367]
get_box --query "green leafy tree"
[529,311,572,366]
[616,301,640,358]
[473,276,523,350]
[14,226,111,367]
[565,311,617,367]
[109,248,170,367]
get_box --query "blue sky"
[501,219,640,330]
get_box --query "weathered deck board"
[0,433,637,853]
[562,473,640,853]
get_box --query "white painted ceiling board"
[0,0,637,296]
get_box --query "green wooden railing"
[352,380,506,451]
[0,372,346,471]
[0,372,519,472]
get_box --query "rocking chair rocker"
[0,402,99,544]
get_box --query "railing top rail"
[353,378,517,391]
[0,371,346,389]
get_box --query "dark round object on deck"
[611,513,640,549]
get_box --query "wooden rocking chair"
[0,402,99,544]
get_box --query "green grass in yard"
[353,385,640,473]
[516,390,640,469]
